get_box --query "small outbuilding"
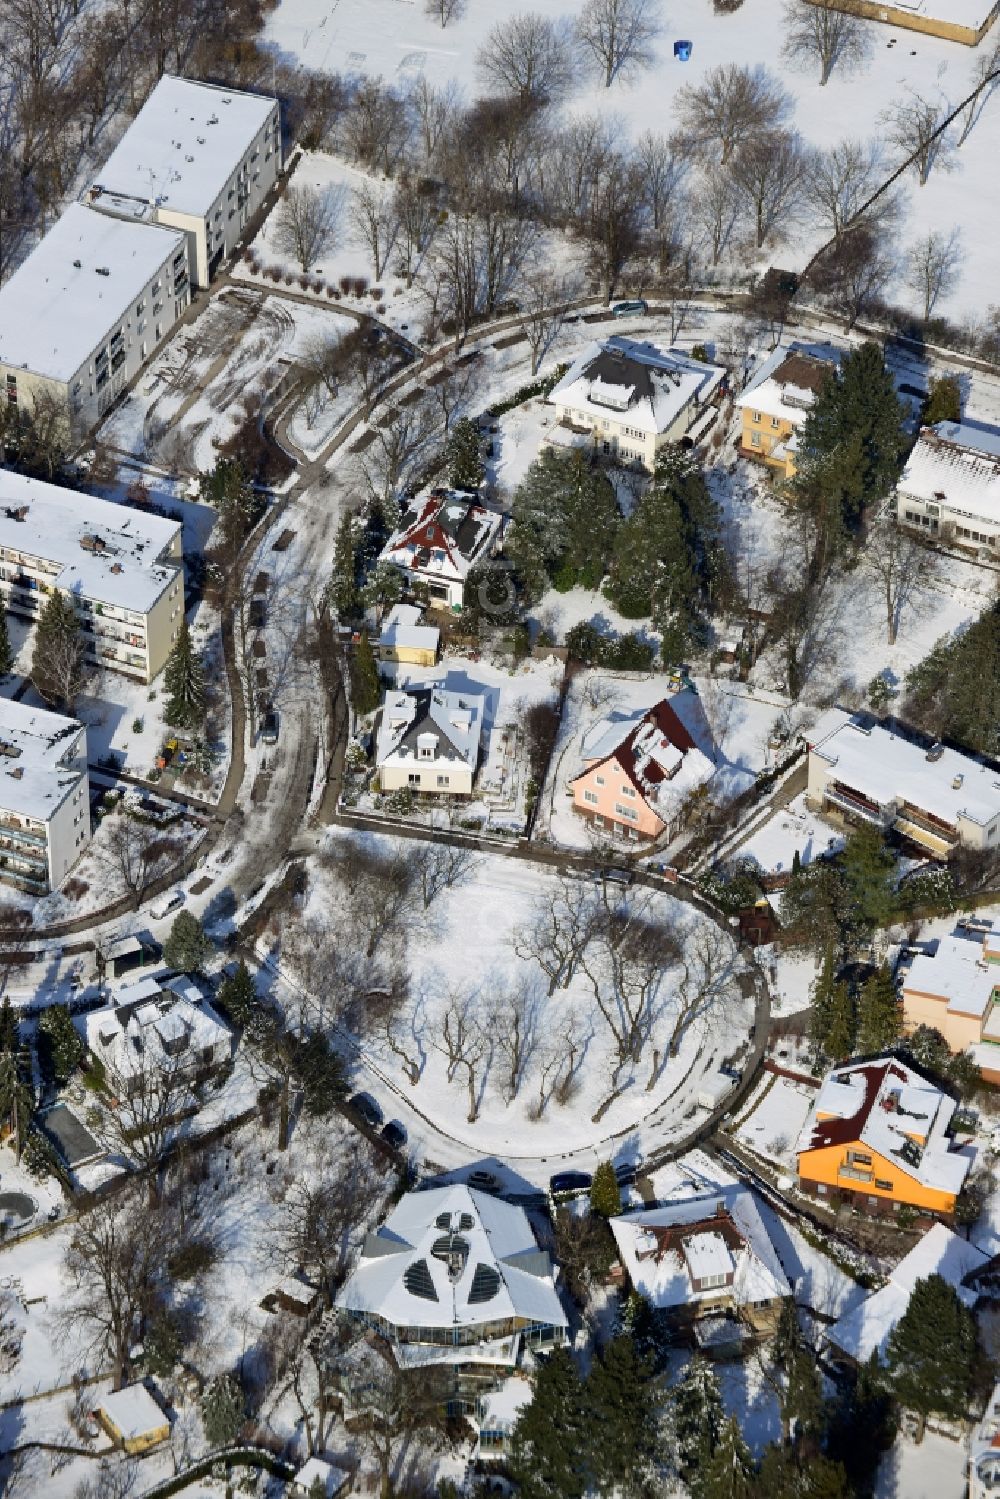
[93,1383,170,1454]
[292,1456,351,1496]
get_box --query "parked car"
[549,1170,593,1196]
[599,866,633,886]
[613,1161,640,1186]
[250,599,267,629]
[468,1168,501,1194]
[149,888,185,921]
[260,711,279,745]
[610,299,648,317]
[349,1093,383,1129]
[381,1120,407,1150]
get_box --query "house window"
[595,775,605,786]
[583,790,599,805]
[875,1178,893,1191]
[418,746,433,760]
[771,416,780,428]
[436,775,449,787]
[816,1184,827,1195]
[621,786,636,798]
[751,411,761,423]
[614,804,638,821]
[407,773,420,785]
[750,432,761,448]
[848,1150,872,1166]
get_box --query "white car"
[149,888,185,921]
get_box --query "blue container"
[674,39,693,60]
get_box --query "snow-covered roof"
[337,1185,567,1339]
[378,604,439,655]
[883,0,999,28]
[292,1457,349,1496]
[376,686,483,772]
[0,700,86,826]
[575,696,715,824]
[550,336,724,436]
[382,490,503,587]
[90,75,277,220]
[83,973,231,1084]
[797,1057,970,1198]
[898,423,1000,526]
[735,341,841,427]
[0,204,185,382]
[610,1187,791,1311]
[826,1222,987,1363]
[809,713,1000,831]
[0,471,182,613]
[903,932,1000,1020]
[95,1383,169,1440]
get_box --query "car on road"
[597,866,633,886]
[610,299,648,317]
[349,1093,383,1129]
[613,1160,642,1186]
[260,711,279,745]
[549,1170,593,1197]
[381,1120,407,1151]
[149,887,185,921]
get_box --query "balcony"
[837,1164,873,1183]
[823,784,892,828]
[0,820,46,848]
[894,806,959,856]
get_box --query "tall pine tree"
[509,1348,590,1499]
[589,1161,622,1218]
[698,1415,754,1499]
[329,512,360,621]
[585,1334,663,1498]
[840,823,896,935]
[350,631,381,717]
[884,1273,978,1433]
[673,1357,726,1497]
[857,964,902,1055]
[163,622,205,730]
[508,449,620,602]
[447,417,486,491]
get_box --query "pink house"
[569,698,715,842]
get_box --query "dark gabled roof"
[772,351,833,396]
[616,699,696,792]
[581,347,658,409]
[392,689,469,765]
[802,1060,910,1152]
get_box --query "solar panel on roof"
[468,1264,501,1304]
[403,1259,438,1301]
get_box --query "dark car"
[260,710,279,745]
[549,1170,593,1196]
[349,1093,383,1129]
[613,1162,639,1186]
[381,1120,407,1151]
[468,1168,501,1194]
[250,599,267,629]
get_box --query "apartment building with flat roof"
[0,700,91,893]
[87,75,281,288]
[0,474,184,683]
[0,204,189,439]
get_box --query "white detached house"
[376,686,485,796]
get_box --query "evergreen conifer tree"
[840,823,896,933]
[509,1348,590,1499]
[585,1334,662,1497]
[163,622,206,730]
[350,630,381,717]
[163,909,212,973]
[673,1357,726,1496]
[857,964,902,1055]
[447,417,486,490]
[923,375,961,426]
[217,960,259,1031]
[822,979,856,1060]
[200,1374,245,1448]
[884,1273,978,1432]
[31,590,85,711]
[329,512,360,620]
[0,607,12,677]
[589,1161,622,1218]
[38,1003,84,1082]
[809,946,838,1051]
[508,449,620,602]
[904,604,1000,758]
[698,1415,754,1499]
[826,1350,897,1493]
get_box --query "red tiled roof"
[577,698,696,802]
[803,1060,911,1152]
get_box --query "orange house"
[569,697,715,843]
[796,1057,970,1222]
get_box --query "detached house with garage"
[83,973,233,1099]
[544,336,725,472]
[735,342,840,479]
[611,1188,791,1353]
[337,1184,567,1423]
[376,686,484,796]
[569,696,715,842]
[380,491,504,613]
[796,1057,972,1222]
[901,922,1000,1083]
[896,421,1000,559]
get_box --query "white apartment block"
[806,708,1000,858]
[544,336,726,472]
[0,204,189,440]
[0,474,185,683]
[87,76,281,288]
[897,421,1000,559]
[0,700,91,893]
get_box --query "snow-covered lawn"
[875,1428,968,1499]
[285,834,755,1176]
[739,792,844,876]
[734,1073,816,1173]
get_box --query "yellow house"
[94,1384,171,1454]
[377,604,440,670]
[902,926,1000,1082]
[735,345,839,479]
[804,0,1000,46]
[796,1057,970,1222]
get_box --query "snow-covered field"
[734,1072,816,1173]
[264,0,1000,326]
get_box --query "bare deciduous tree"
[956,38,1000,146]
[576,0,662,88]
[343,78,412,172]
[424,0,464,26]
[805,137,894,241]
[272,182,343,272]
[488,979,541,1102]
[391,177,440,285]
[517,268,576,375]
[430,988,487,1119]
[358,392,444,507]
[667,925,737,1056]
[413,842,475,908]
[581,893,681,1074]
[906,228,964,322]
[692,165,742,265]
[781,0,872,86]
[863,518,934,646]
[881,91,956,186]
[267,1135,376,1306]
[409,76,462,170]
[634,128,686,232]
[476,12,577,103]
[732,129,807,248]
[805,222,896,331]
[350,181,398,280]
[102,812,181,907]
[677,63,791,165]
[511,876,598,994]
